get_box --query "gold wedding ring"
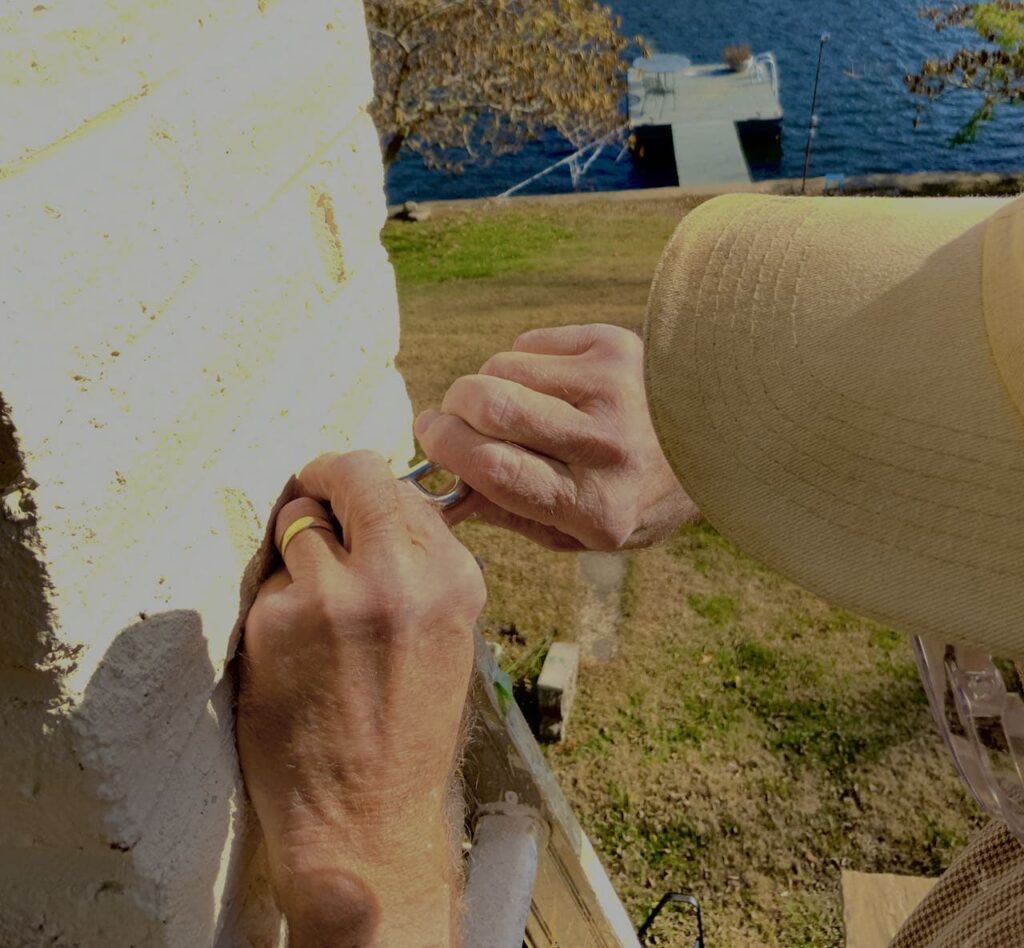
[279,515,335,557]
[279,463,467,559]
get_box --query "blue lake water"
[386,0,1023,203]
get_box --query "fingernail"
[415,409,439,438]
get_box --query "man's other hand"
[415,324,700,552]
[237,450,485,947]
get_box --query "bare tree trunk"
[383,131,406,168]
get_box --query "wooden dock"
[671,119,751,186]
[628,55,783,187]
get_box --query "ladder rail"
[462,632,641,948]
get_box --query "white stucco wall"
[0,2,410,944]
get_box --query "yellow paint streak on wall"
[0,84,151,181]
[309,187,346,285]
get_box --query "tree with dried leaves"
[365,0,641,172]
[906,1,1024,144]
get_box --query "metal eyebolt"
[399,459,471,510]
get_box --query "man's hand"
[237,451,486,948]
[415,324,699,551]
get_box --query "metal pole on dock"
[801,33,829,195]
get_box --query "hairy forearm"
[273,768,468,948]
[279,817,464,948]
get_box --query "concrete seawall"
[390,169,1024,219]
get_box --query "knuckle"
[480,386,519,432]
[328,449,369,474]
[349,448,385,464]
[479,352,513,379]
[622,337,644,367]
[450,546,486,610]
[591,515,633,552]
[591,324,642,360]
[569,371,608,406]
[353,450,393,480]
[441,376,476,413]
[581,485,635,551]
[513,329,538,349]
[574,423,630,468]
[246,576,291,628]
[473,444,522,493]
[334,449,390,484]
[310,450,345,469]
[601,433,631,468]
[414,542,487,627]
[242,605,278,657]
[249,581,342,646]
[420,412,458,455]
[319,451,360,489]
[300,586,343,628]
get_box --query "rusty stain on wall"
[308,186,346,285]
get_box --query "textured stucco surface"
[0,2,410,944]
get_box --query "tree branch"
[395,1,473,44]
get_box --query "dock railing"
[753,51,780,98]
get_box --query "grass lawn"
[386,197,982,947]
